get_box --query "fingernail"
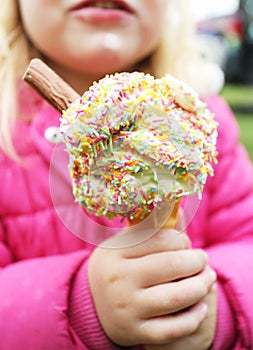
[199,302,208,317]
[206,266,217,282]
[210,269,217,282]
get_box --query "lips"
[69,0,134,14]
[68,0,135,24]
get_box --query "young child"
[0,1,253,349]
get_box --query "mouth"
[70,0,134,13]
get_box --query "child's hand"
[88,229,216,346]
[144,284,217,350]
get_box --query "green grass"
[236,115,253,161]
[220,84,253,161]
[221,84,253,107]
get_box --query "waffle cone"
[127,200,181,228]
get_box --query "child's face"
[19,0,167,78]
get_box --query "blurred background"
[192,0,253,161]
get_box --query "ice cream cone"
[127,199,181,229]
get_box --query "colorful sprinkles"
[60,72,218,221]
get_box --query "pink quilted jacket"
[0,84,253,350]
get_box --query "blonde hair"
[152,0,214,92]
[0,0,31,159]
[0,0,211,159]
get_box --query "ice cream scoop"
[23,59,218,228]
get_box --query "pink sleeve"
[207,241,253,350]
[202,96,253,349]
[0,249,99,350]
[0,220,13,266]
[69,261,121,349]
[210,280,236,349]
[0,215,125,350]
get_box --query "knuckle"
[169,292,184,309]
[104,268,123,286]
[103,266,131,295]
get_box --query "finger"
[131,249,208,287]
[153,285,217,350]
[122,229,191,258]
[139,302,208,345]
[137,267,216,318]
